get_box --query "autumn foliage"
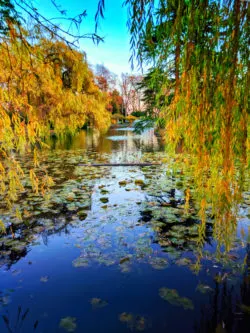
[125,0,249,253]
[0,23,111,212]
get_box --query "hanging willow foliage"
[119,0,250,254]
[0,21,111,216]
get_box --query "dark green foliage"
[133,117,155,134]
[137,67,172,116]
[131,111,147,117]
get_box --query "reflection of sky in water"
[107,128,160,163]
[107,135,142,140]
[0,126,249,333]
[113,127,134,131]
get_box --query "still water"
[0,126,249,333]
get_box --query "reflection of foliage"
[0,147,111,268]
[194,246,250,333]
[2,306,38,332]
[0,143,248,279]
[123,0,249,255]
[0,128,249,331]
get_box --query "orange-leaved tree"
[0,22,110,225]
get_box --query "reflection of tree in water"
[194,244,250,333]
[48,128,113,153]
[49,132,78,150]
[139,171,213,254]
[133,129,161,153]
[239,244,250,331]
[0,215,74,270]
[2,306,39,332]
[0,141,113,269]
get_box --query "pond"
[0,125,249,333]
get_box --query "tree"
[108,89,124,114]
[0,20,111,215]
[1,0,249,255]
[95,0,249,253]
[136,67,170,116]
[0,0,109,223]
[120,73,144,116]
[0,0,102,44]
[95,64,117,92]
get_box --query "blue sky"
[34,0,137,76]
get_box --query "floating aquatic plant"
[59,317,77,332]
[159,288,194,310]
[90,298,108,309]
[119,312,147,331]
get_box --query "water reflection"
[1,306,39,332]
[49,126,163,155]
[194,244,250,333]
[0,125,249,332]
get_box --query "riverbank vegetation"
[0,4,250,329]
[0,2,125,213]
[0,0,249,255]
[0,29,111,210]
[119,0,249,254]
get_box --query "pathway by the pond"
[0,126,249,333]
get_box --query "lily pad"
[159,287,194,310]
[59,317,77,332]
[100,189,109,195]
[12,245,26,253]
[77,210,88,220]
[135,179,145,186]
[119,312,147,331]
[40,276,49,283]
[72,257,89,268]
[176,257,192,266]
[120,257,130,264]
[66,193,76,202]
[90,298,108,309]
[149,257,169,270]
[119,180,127,186]
[196,283,213,294]
[119,312,133,323]
[100,197,109,204]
